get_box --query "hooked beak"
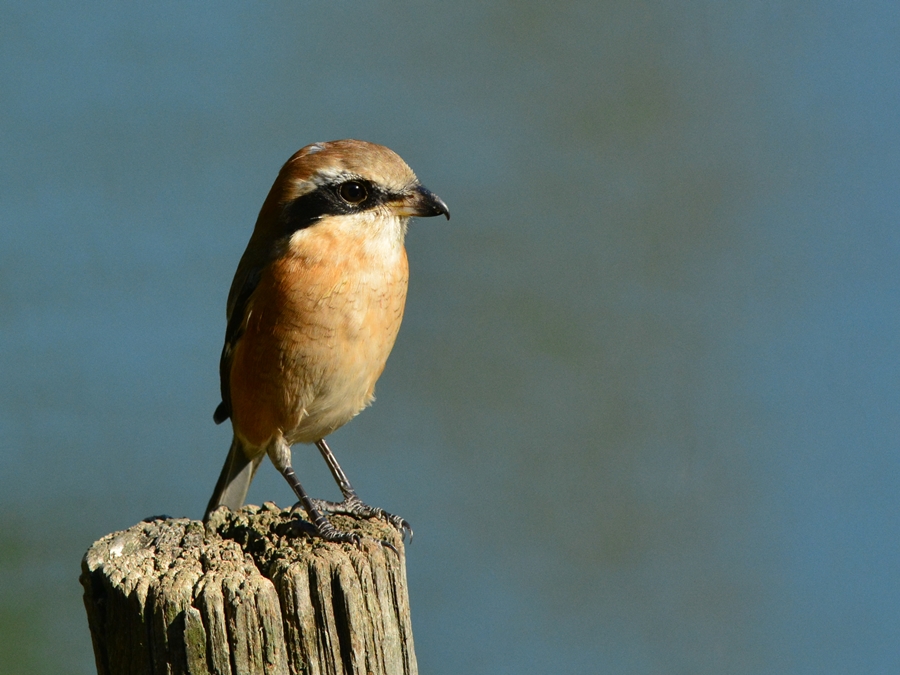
[391,184,450,220]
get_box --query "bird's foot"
[311,495,413,543]
[289,502,362,547]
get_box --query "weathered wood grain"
[81,503,416,675]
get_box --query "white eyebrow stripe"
[287,169,357,200]
[313,168,358,183]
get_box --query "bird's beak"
[391,185,450,220]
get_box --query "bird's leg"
[312,438,413,541]
[266,437,360,546]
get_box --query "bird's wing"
[213,179,327,424]
[213,258,263,424]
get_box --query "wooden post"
[80,503,417,675]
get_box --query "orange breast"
[228,226,409,448]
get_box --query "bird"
[204,139,449,545]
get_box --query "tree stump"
[80,503,417,675]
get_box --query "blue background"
[2,2,899,673]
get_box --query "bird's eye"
[338,181,368,205]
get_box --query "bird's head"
[250,139,449,249]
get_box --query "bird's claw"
[313,520,363,548]
[289,501,362,548]
[311,496,413,543]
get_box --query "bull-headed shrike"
[205,139,449,546]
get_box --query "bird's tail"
[204,435,264,521]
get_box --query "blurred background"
[2,1,899,673]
